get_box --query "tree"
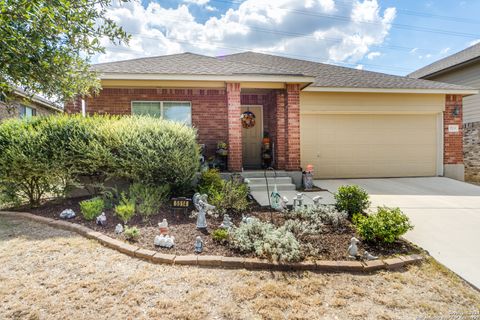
[0,0,130,103]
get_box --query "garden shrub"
[352,206,413,243]
[0,114,199,207]
[129,183,170,220]
[230,219,301,262]
[211,228,229,244]
[124,226,140,241]
[334,185,371,217]
[114,193,136,224]
[79,197,104,220]
[197,169,223,195]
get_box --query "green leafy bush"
[0,114,199,207]
[114,193,136,224]
[129,183,170,220]
[124,226,140,241]
[352,206,414,243]
[230,219,301,262]
[334,185,371,217]
[211,228,229,243]
[287,205,348,231]
[79,197,104,220]
[197,169,224,195]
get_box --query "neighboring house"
[65,52,477,181]
[0,87,62,121]
[409,43,480,181]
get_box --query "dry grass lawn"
[0,216,479,320]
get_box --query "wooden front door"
[241,105,263,169]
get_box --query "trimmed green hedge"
[0,114,199,206]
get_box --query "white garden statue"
[96,212,107,227]
[347,237,360,258]
[193,193,215,229]
[219,214,233,229]
[194,236,203,254]
[59,209,75,219]
[363,251,378,261]
[158,219,169,234]
[154,234,175,248]
[114,224,123,234]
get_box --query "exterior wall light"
[452,104,460,117]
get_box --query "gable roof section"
[408,43,480,79]
[221,51,475,93]
[13,87,62,112]
[92,52,314,83]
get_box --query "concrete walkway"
[315,177,480,289]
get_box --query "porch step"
[241,170,291,179]
[248,183,296,192]
[246,177,293,185]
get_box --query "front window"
[20,105,36,118]
[131,101,191,125]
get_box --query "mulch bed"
[11,196,421,261]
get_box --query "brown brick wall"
[464,121,480,182]
[1,100,59,122]
[226,83,242,171]
[285,84,301,171]
[444,95,463,165]
[66,87,228,158]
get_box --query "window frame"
[130,100,192,125]
[19,104,37,118]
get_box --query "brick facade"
[444,95,464,165]
[226,83,242,171]
[285,84,301,171]
[1,99,59,122]
[66,88,228,159]
[463,121,480,182]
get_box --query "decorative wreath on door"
[240,110,256,128]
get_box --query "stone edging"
[0,211,424,272]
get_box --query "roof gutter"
[98,72,316,84]
[413,56,480,79]
[13,90,63,112]
[302,86,479,95]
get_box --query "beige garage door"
[300,114,438,179]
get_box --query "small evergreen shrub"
[124,226,140,241]
[129,183,170,220]
[197,169,224,195]
[352,206,414,243]
[114,193,136,224]
[334,185,371,217]
[230,219,301,262]
[211,228,229,244]
[79,197,104,220]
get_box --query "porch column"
[285,84,301,171]
[275,90,286,169]
[226,82,242,171]
[444,94,464,180]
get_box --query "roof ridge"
[92,52,212,66]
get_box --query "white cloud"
[468,39,480,47]
[184,0,210,5]
[367,51,381,59]
[96,0,396,65]
[440,47,450,54]
[205,5,218,12]
[409,47,418,54]
[355,64,364,70]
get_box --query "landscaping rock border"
[0,211,424,272]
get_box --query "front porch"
[226,83,302,172]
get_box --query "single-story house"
[0,87,62,121]
[65,52,477,180]
[409,43,480,181]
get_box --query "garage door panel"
[301,114,438,178]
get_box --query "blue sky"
[98,0,480,76]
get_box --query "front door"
[241,105,263,169]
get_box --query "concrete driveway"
[315,177,480,290]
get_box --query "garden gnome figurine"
[293,193,304,211]
[347,237,360,258]
[96,212,107,227]
[303,164,314,190]
[158,219,169,234]
[363,251,378,261]
[312,196,322,207]
[194,236,203,254]
[59,209,75,219]
[154,234,165,247]
[193,193,215,229]
[220,214,233,229]
[115,224,123,234]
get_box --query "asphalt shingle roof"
[408,43,480,79]
[93,52,305,76]
[221,51,472,91]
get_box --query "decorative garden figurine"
[164,235,175,248]
[115,224,124,234]
[194,236,203,254]
[312,196,322,207]
[193,193,215,229]
[154,234,164,247]
[59,209,75,219]
[154,234,175,248]
[347,237,360,258]
[293,193,304,211]
[219,214,233,229]
[158,219,169,234]
[363,251,378,261]
[302,164,314,190]
[96,212,107,227]
[241,213,254,224]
